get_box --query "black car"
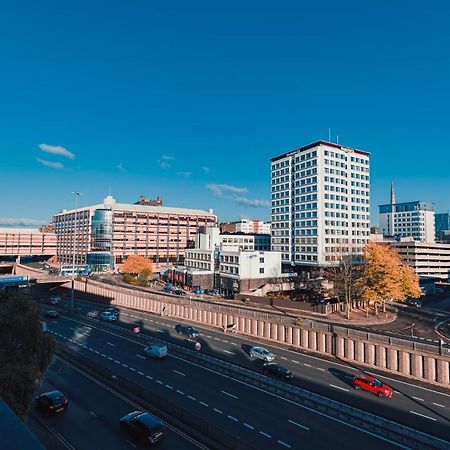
[36,390,68,414]
[175,324,199,338]
[45,310,59,319]
[120,411,165,446]
[172,289,186,296]
[262,363,294,380]
[104,307,120,318]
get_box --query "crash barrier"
[55,344,258,450]
[57,312,450,450]
[66,279,450,387]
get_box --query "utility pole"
[71,192,82,312]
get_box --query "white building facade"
[270,141,370,266]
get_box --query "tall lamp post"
[71,192,82,312]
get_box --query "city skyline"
[1,1,450,225]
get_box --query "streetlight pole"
[71,192,82,312]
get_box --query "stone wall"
[70,278,450,387]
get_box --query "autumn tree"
[357,242,421,315]
[120,255,153,285]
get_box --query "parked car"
[175,324,199,339]
[100,311,118,322]
[204,289,219,295]
[144,344,168,359]
[36,390,68,415]
[172,289,186,296]
[249,346,275,362]
[407,298,422,308]
[262,363,293,380]
[163,286,173,294]
[45,310,59,319]
[49,295,61,305]
[193,289,205,295]
[352,374,393,398]
[120,411,165,446]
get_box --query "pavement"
[36,291,450,449]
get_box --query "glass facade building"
[87,209,113,272]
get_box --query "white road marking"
[200,402,209,407]
[146,375,153,380]
[213,408,223,414]
[243,423,255,430]
[278,440,291,448]
[89,411,97,418]
[106,342,115,346]
[115,360,121,364]
[176,390,185,395]
[136,354,145,359]
[222,390,238,399]
[230,342,238,346]
[173,370,186,376]
[137,371,144,376]
[317,367,325,371]
[303,363,312,367]
[410,411,437,421]
[126,439,136,447]
[259,431,271,438]
[228,415,238,422]
[166,385,173,390]
[122,364,128,368]
[433,403,445,408]
[156,380,163,385]
[330,384,349,392]
[412,396,424,402]
[156,329,164,333]
[224,350,235,355]
[292,360,300,364]
[188,395,196,401]
[94,350,100,354]
[288,419,310,430]
[129,367,136,372]
[280,356,288,360]
[107,357,113,360]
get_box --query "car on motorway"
[103,307,120,318]
[175,324,199,338]
[144,343,168,359]
[120,410,165,446]
[249,346,275,362]
[100,311,118,322]
[407,298,422,308]
[45,310,59,319]
[352,374,393,398]
[262,363,293,380]
[35,390,68,415]
[49,295,61,305]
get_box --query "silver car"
[249,346,275,362]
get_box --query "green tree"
[0,290,54,419]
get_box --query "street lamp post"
[71,192,82,312]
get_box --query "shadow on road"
[328,367,355,388]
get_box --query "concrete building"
[53,195,217,271]
[0,227,57,258]
[220,232,270,251]
[435,212,450,242]
[379,183,435,243]
[386,239,450,280]
[270,140,370,266]
[220,219,271,235]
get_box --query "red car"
[352,374,393,398]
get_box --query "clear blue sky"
[1,0,449,226]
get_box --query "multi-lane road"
[35,290,450,450]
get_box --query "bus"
[59,265,90,277]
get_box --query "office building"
[270,140,371,266]
[0,228,57,258]
[220,219,271,235]
[53,195,217,271]
[435,213,450,242]
[379,184,435,243]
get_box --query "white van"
[143,344,168,359]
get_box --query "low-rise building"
[220,219,271,235]
[0,227,57,258]
[220,232,270,251]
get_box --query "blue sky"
[1,0,449,226]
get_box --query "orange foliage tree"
[120,255,153,284]
[358,242,421,314]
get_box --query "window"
[259,268,265,274]
[260,257,264,263]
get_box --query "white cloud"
[206,183,248,197]
[161,155,175,161]
[202,166,210,174]
[160,161,171,170]
[39,143,75,159]
[36,158,64,170]
[178,171,193,178]
[0,217,47,226]
[235,197,270,207]
[117,163,127,173]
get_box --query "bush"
[123,273,135,284]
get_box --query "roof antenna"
[336,135,339,145]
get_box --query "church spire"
[390,181,396,205]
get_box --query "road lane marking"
[107,357,113,360]
[188,395,196,401]
[173,370,186,376]
[137,371,144,376]
[126,439,136,447]
[433,403,445,408]
[136,354,145,359]
[410,411,437,421]
[412,396,424,402]
[230,342,238,346]
[259,431,271,438]
[228,415,238,422]
[89,411,97,418]
[292,360,299,364]
[156,380,163,385]
[278,440,291,448]
[288,419,310,430]
[122,364,128,368]
[106,342,115,346]
[213,408,223,414]
[129,367,136,372]
[317,368,325,371]
[176,390,185,395]
[224,350,235,355]
[330,384,349,392]
[146,375,153,380]
[280,356,288,360]
[200,402,209,407]
[115,360,120,364]
[243,423,255,430]
[222,390,238,399]
[156,329,164,333]
[303,363,312,367]
[165,385,173,390]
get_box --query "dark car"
[262,363,294,380]
[175,324,199,339]
[49,296,61,306]
[162,286,173,294]
[172,289,186,296]
[120,411,165,446]
[104,307,120,318]
[36,390,68,414]
[352,374,393,398]
[45,310,59,319]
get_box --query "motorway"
[29,357,202,450]
[37,292,450,449]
